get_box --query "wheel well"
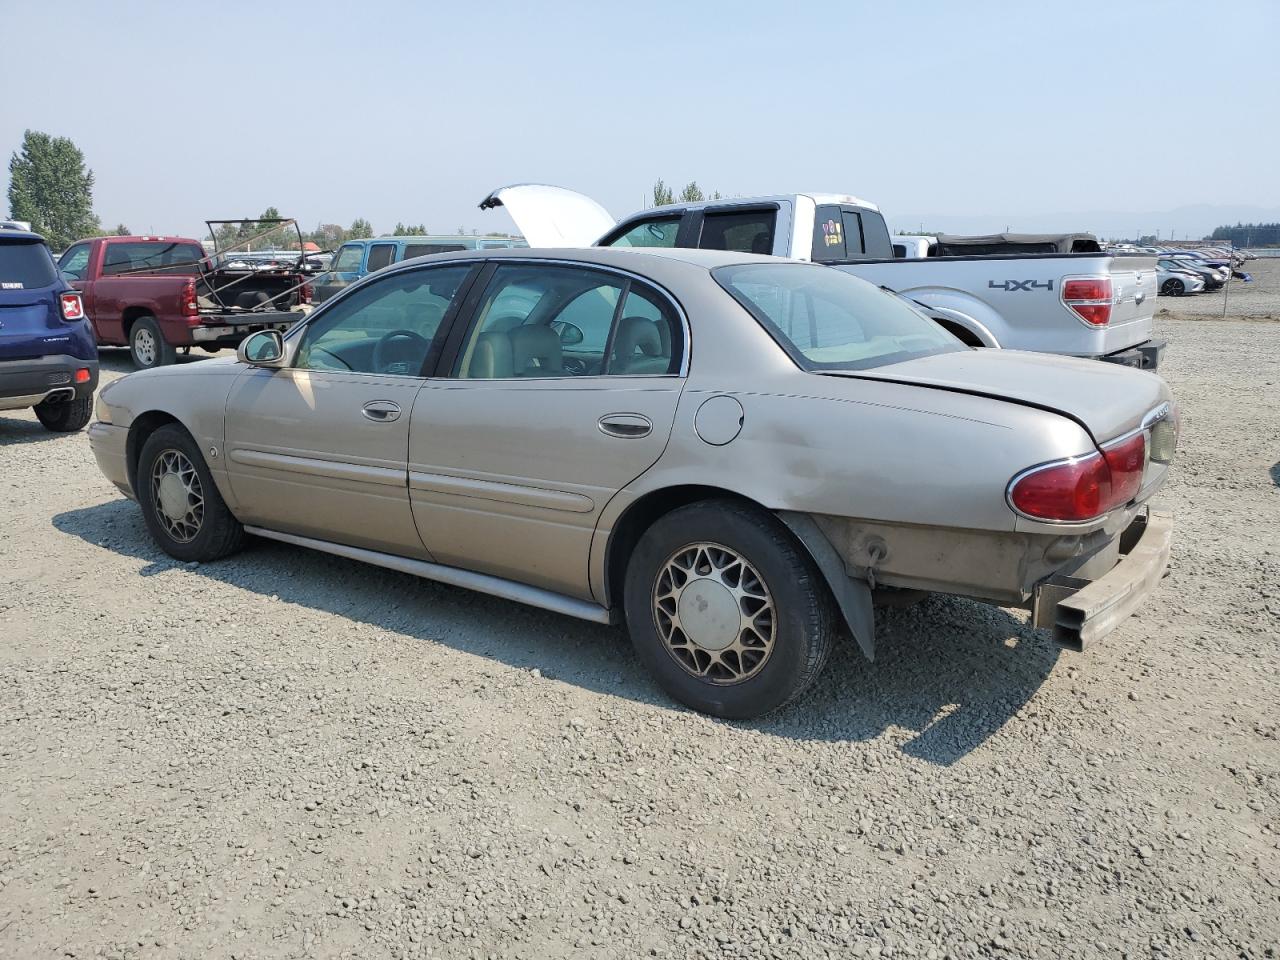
[933,317,986,347]
[603,485,767,608]
[121,307,155,340]
[125,411,182,493]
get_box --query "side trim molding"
[409,470,594,513]
[229,448,404,487]
[244,525,616,625]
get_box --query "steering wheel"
[371,329,430,375]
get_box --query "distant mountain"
[890,204,1280,241]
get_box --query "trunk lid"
[478,184,615,248]
[833,348,1170,443]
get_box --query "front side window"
[101,241,203,276]
[698,209,776,255]
[604,217,681,249]
[453,264,682,379]
[294,265,472,376]
[332,244,363,273]
[713,262,962,371]
[366,243,396,272]
[58,242,91,280]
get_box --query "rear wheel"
[623,500,836,720]
[34,395,92,432]
[130,316,176,369]
[137,424,245,562]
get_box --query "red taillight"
[1062,277,1112,326]
[74,368,91,384]
[59,292,84,321]
[1009,432,1146,522]
[299,278,312,304]
[180,280,198,318]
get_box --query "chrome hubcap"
[151,449,204,542]
[653,543,776,685]
[135,328,157,365]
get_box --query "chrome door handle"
[361,400,401,422]
[598,413,651,438]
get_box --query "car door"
[223,262,478,557]
[408,260,686,600]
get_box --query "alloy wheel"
[150,449,204,543]
[652,542,776,685]
[134,327,157,366]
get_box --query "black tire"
[623,500,836,720]
[130,315,177,369]
[1161,278,1185,297]
[34,395,92,432]
[136,424,245,562]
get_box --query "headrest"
[470,329,513,378]
[508,324,562,375]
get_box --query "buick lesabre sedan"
[89,248,1176,718]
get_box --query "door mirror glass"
[238,329,284,366]
[552,321,584,346]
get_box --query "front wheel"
[34,395,92,432]
[623,500,836,720]
[136,424,245,562]
[1160,278,1185,297]
[130,316,176,369]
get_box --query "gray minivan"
[313,235,527,302]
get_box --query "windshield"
[0,239,58,289]
[713,262,963,371]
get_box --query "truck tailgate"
[1106,255,1158,349]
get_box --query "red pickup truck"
[57,236,308,368]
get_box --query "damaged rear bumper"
[1032,508,1172,651]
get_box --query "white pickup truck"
[481,185,1164,369]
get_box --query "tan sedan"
[89,248,1176,718]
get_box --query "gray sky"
[4,0,1278,241]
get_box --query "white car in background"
[1156,260,1206,297]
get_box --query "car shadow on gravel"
[1271,461,1280,487]
[54,499,1059,766]
[0,415,74,445]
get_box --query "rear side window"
[892,244,907,258]
[812,205,847,262]
[604,217,681,248]
[0,240,57,288]
[366,243,396,272]
[102,241,203,276]
[403,243,466,259]
[699,209,776,254]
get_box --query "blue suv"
[0,228,99,432]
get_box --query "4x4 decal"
[989,279,1054,292]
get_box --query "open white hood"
[478,184,616,248]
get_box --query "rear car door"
[223,263,478,557]
[408,260,686,599]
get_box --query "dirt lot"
[2,281,1278,959]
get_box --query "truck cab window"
[59,243,91,280]
[333,244,363,273]
[812,206,847,262]
[366,244,397,272]
[698,209,776,255]
[604,217,681,248]
[856,209,893,259]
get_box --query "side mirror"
[552,321,584,346]
[237,329,285,367]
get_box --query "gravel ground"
[2,309,1278,959]
[1157,256,1280,322]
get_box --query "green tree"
[348,217,373,239]
[652,179,674,206]
[112,223,130,236]
[679,181,705,203]
[6,130,101,249]
[390,222,429,236]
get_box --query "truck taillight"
[299,279,312,304]
[180,281,198,318]
[1062,277,1112,326]
[1008,431,1146,523]
[59,292,84,321]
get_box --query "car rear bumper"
[0,354,99,411]
[1031,508,1172,651]
[1100,339,1165,371]
[88,421,134,499]
[185,313,300,345]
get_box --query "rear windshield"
[0,240,58,289]
[713,262,963,371]
[102,241,204,276]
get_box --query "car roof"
[0,229,47,244]
[398,245,790,270]
[615,192,880,222]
